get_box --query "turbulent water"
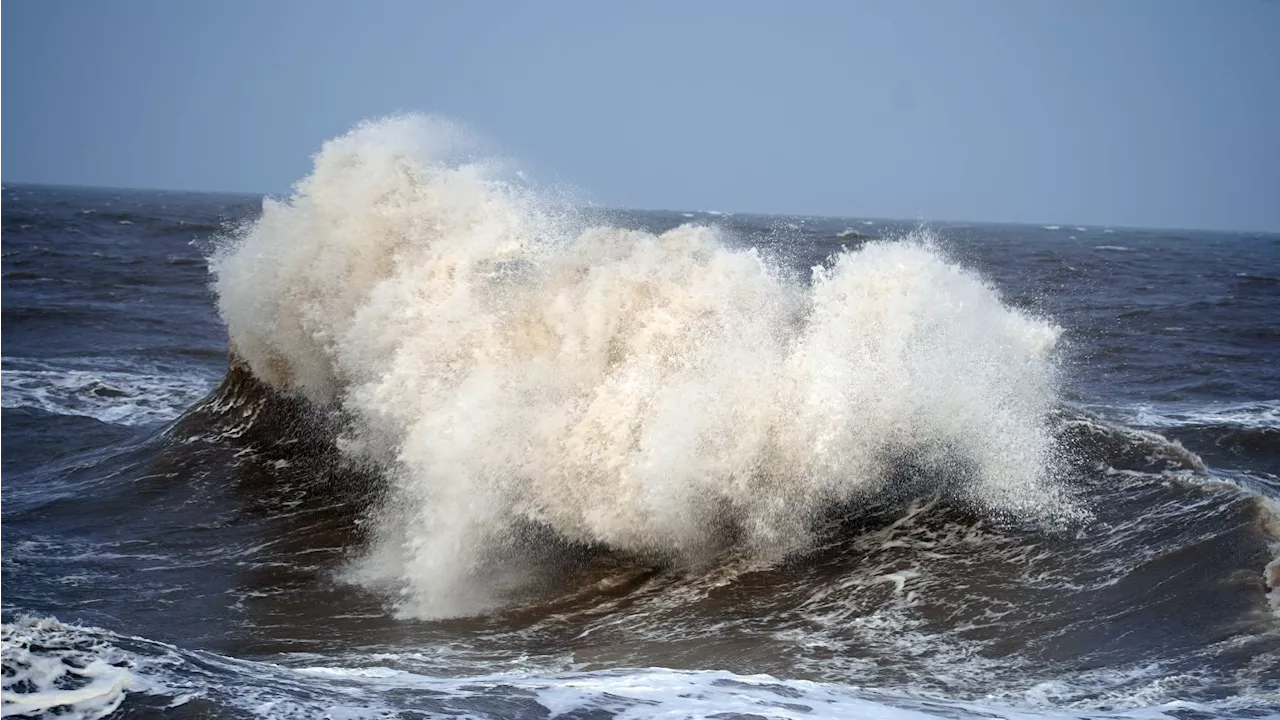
[4,117,1280,719]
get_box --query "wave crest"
[211,115,1075,617]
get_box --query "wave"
[10,368,1280,714]
[210,116,1072,617]
[208,116,1077,616]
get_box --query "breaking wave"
[210,116,1077,617]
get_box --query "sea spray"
[211,115,1073,617]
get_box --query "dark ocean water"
[3,179,1280,719]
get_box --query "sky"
[3,1,1278,231]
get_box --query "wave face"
[211,116,1072,617]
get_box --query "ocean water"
[3,118,1280,719]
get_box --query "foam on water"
[211,115,1078,617]
[1,618,139,719]
[0,357,215,426]
[1123,400,1280,430]
[2,616,1262,720]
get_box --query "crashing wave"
[208,115,1078,617]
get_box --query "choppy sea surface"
[4,122,1280,720]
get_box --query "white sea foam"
[1,618,142,719]
[1100,401,1280,430]
[0,616,1012,719]
[211,115,1077,617]
[0,357,215,426]
[837,227,874,238]
[6,616,1272,719]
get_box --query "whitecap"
[1,357,214,426]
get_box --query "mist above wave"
[211,115,1076,617]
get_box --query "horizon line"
[4,179,1277,237]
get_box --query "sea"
[3,118,1279,719]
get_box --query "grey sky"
[3,1,1278,230]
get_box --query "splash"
[211,115,1072,617]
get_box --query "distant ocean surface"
[4,119,1280,719]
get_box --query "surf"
[210,115,1078,618]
